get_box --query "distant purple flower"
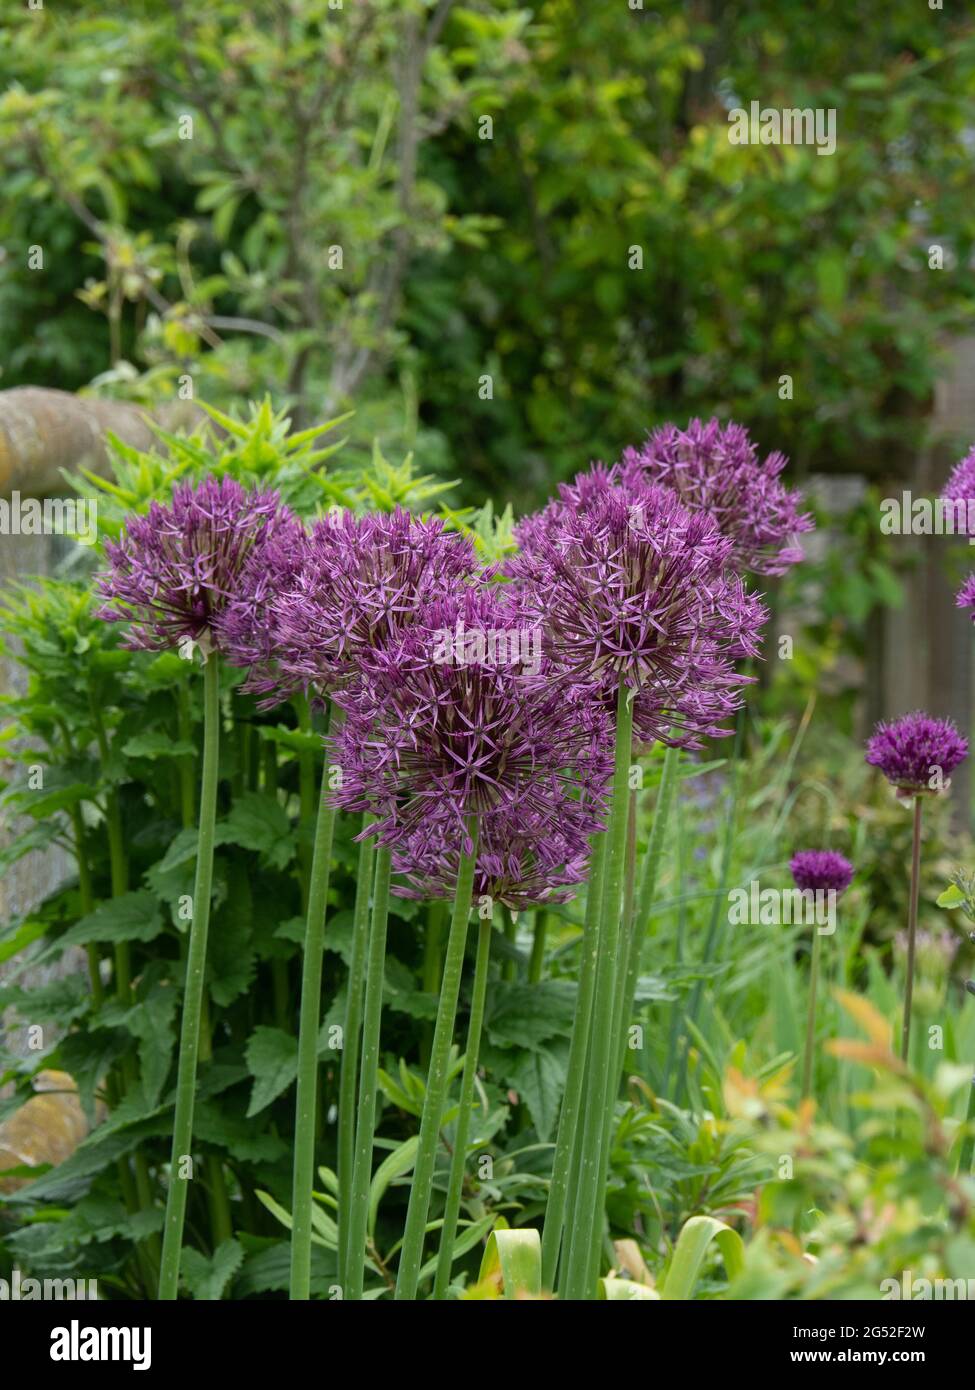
[865,711,968,795]
[789,850,854,896]
[330,586,612,854]
[508,480,767,748]
[956,574,975,620]
[622,418,813,576]
[267,508,479,701]
[941,445,975,536]
[96,476,295,653]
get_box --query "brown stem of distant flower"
[901,795,923,1064]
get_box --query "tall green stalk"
[158,651,221,1300]
[528,912,548,984]
[337,817,376,1288]
[344,843,391,1301]
[541,832,606,1289]
[433,914,493,1299]
[562,682,634,1300]
[675,710,746,1103]
[289,701,341,1300]
[901,794,923,1064]
[615,745,679,1082]
[395,823,479,1300]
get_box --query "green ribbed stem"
[158,651,221,1300]
[562,681,633,1300]
[541,831,606,1291]
[395,822,479,1300]
[288,701,341,1300]
[433,915,493,1299]
[337,817,376,1288]
[344,843,391,1301]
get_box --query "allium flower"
[789,850,854,896]
[622,417,813,576]
[941,445,975,535]
[266,508,479,700]
[217,509,309,688]
[514,458,645,553]
[865,711,968,795]
[508,480,767,748]
[330,586,612,854]
[96,476,295,652]
[956,573,975,619]
[391,802,596,910]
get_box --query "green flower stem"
[802,925,824,1098]
[901,794,923,1064]
[433,914,493,1300]
[345,843,392,1300]
[615,745,679,1082]
[675,708,745,1103]
[503,909,518,981]
[528,912,548,984]
[176,681,196,831]
[420,900,447,1067]
[563,681,634,1300]
[288,700,342,1301]
[337,817,377,1290]
[295,693,317,910]
[158,651,222,1301]
[395,821,479,1301]
[541,831,606,1291]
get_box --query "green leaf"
[59,891,163,947]
[504,1040,569,1141]
[245,1026,298,1116]
[122,732,196,760]
[181,1239,244,1301]
[485,981,576,1049]
[660,1216,746,1300]
[476,1226,541,1299]
[219,791,296,870]
[937,883,966,909]
[368,1135,418,1237]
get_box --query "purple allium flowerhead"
[329,585,612,855]
[622,418,814,577]
[96,476,296,653]
[865,711,968,796]
[266,508,479,701]
[940,444,975,535]
[391,802,598,910]
[513,458,645,553]
[956,573,975,620]
[789,850,854,896]
[217,509,310,690]
[508,481,767,749]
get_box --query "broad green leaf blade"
[477,1227,542,1300]
[660,1216,745,1300]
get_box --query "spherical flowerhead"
[508,480,767,749]
[789,850,854,896]
[956,573,975,620]
[330,585,612,855]
[391,801,598,911]
[622,418,814,577]
[865,711,968,796]
[941,445,975,536]
[217,509,310,690]
[268,508,480,699]
[96,476,295,653]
